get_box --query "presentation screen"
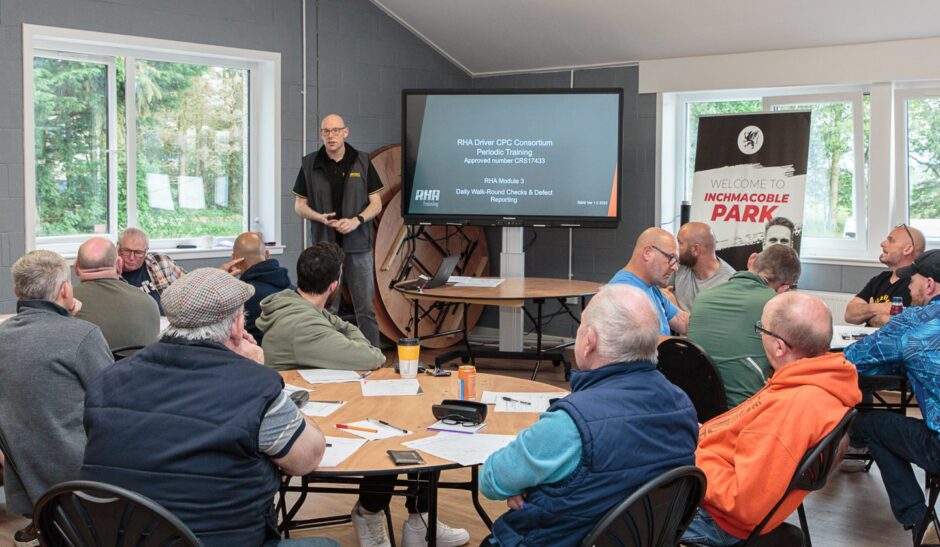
[402,89,622,228]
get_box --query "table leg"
[414,298,420,339]
[470,466,494,530]
[530,299,544,381]
[427,470,440,546]
[461,302,475,366]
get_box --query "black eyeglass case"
[431,399,488,423]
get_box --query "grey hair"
[119,227,149,248]
[162,307,242,344]
[583,284,660,364]
[12,250,70,301]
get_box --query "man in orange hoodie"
[681,292,862,545]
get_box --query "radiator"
[803,290,856,326]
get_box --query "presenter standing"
[293,114,384,345]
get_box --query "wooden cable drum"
[370,145,489,348]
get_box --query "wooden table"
[279,368,567,545]
[395,277,601,380]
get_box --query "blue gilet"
[82,338,285,547]
[490,361,699,546]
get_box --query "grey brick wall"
[0,0,469,313]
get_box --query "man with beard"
[667,222,736,312]
[256,241,383,372]
[845,224,925,326]
[610,227,689,335]
[845,250,940,544]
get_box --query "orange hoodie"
[696,352,861,539]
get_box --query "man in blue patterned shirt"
[846,249,940,543]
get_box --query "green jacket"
[256,289,384,372]
[687,271,776,409]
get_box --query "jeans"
[358,474,429,514]
[680,508,743,546]
[329,251,380,346]
[850,411,940,528]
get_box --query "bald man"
[293,114,384,346]
[609,227,689,335]
[74,237,160,355]
[845,224,926,326]
[219,232,293,344]
[683,292,861,545]
[667,222,736,312]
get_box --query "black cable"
[523,228,538,252]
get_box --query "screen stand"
[499,227,524,352]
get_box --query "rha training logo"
[415,189,440,207]
[737,125,764,155]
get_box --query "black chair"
[580,465,706,547]
[657,338,728,423]
[110,345,146,360]
[684,408,857,547]
[916,472,940,547]
[33,480,201,547]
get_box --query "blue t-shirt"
[608,270,678,335]
[122,266,163,313]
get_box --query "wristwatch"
[356,214,366,224]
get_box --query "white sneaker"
[402,513,470,547]
[351,502,391,547]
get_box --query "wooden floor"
[0,347,933,546]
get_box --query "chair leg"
[797,503,812,547]
[384,506,396,547]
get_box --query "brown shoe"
[13,522,39,547]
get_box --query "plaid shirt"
[845,295,940,434]
[145,252,183,295]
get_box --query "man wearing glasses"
[118,227,184,313]
[845,250,940,544]
[682,292,861,546]
[609,227,689,335]
[845,224,925,327]
[293,114,384,346]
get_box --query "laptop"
[398,255,461,290]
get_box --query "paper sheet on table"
[447,276,504,288]
[481,391,569,412]
[361,379,421,396]
[299,401,345,417]
[283,384,312,394]
[404,433,515,466]
[298,369,363,384]
[427,419,487,434]
[335,420,410,441]
[319,436,367,468]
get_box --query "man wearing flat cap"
[81,268,338,547]
[845,249,940,544]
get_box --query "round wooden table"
[278,368,568,545]
[395,277,601,380]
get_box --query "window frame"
[23,24,282,258]
[894,85,940,247]
[666,84,885,264]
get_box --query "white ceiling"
[370,0,940,76]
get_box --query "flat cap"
[162,267,255,328]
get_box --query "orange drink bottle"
[458,365,477,401]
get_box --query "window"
[670,88,872,260]
[900,92,940,241]
[24,25,281,256]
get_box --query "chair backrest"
[743,408,858,544]
[580,465,706,547]
[657,338,728,422]
[34,480,201,547]
[110,345,146,360]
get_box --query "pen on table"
[336,423,378,433]
[502,396,531,406]
[325,443,332,448]
[359,370,372,380]
[312,400,344,404]
[368,418,410,434]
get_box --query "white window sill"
[799,255,883,268]
[62,245,284,262]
